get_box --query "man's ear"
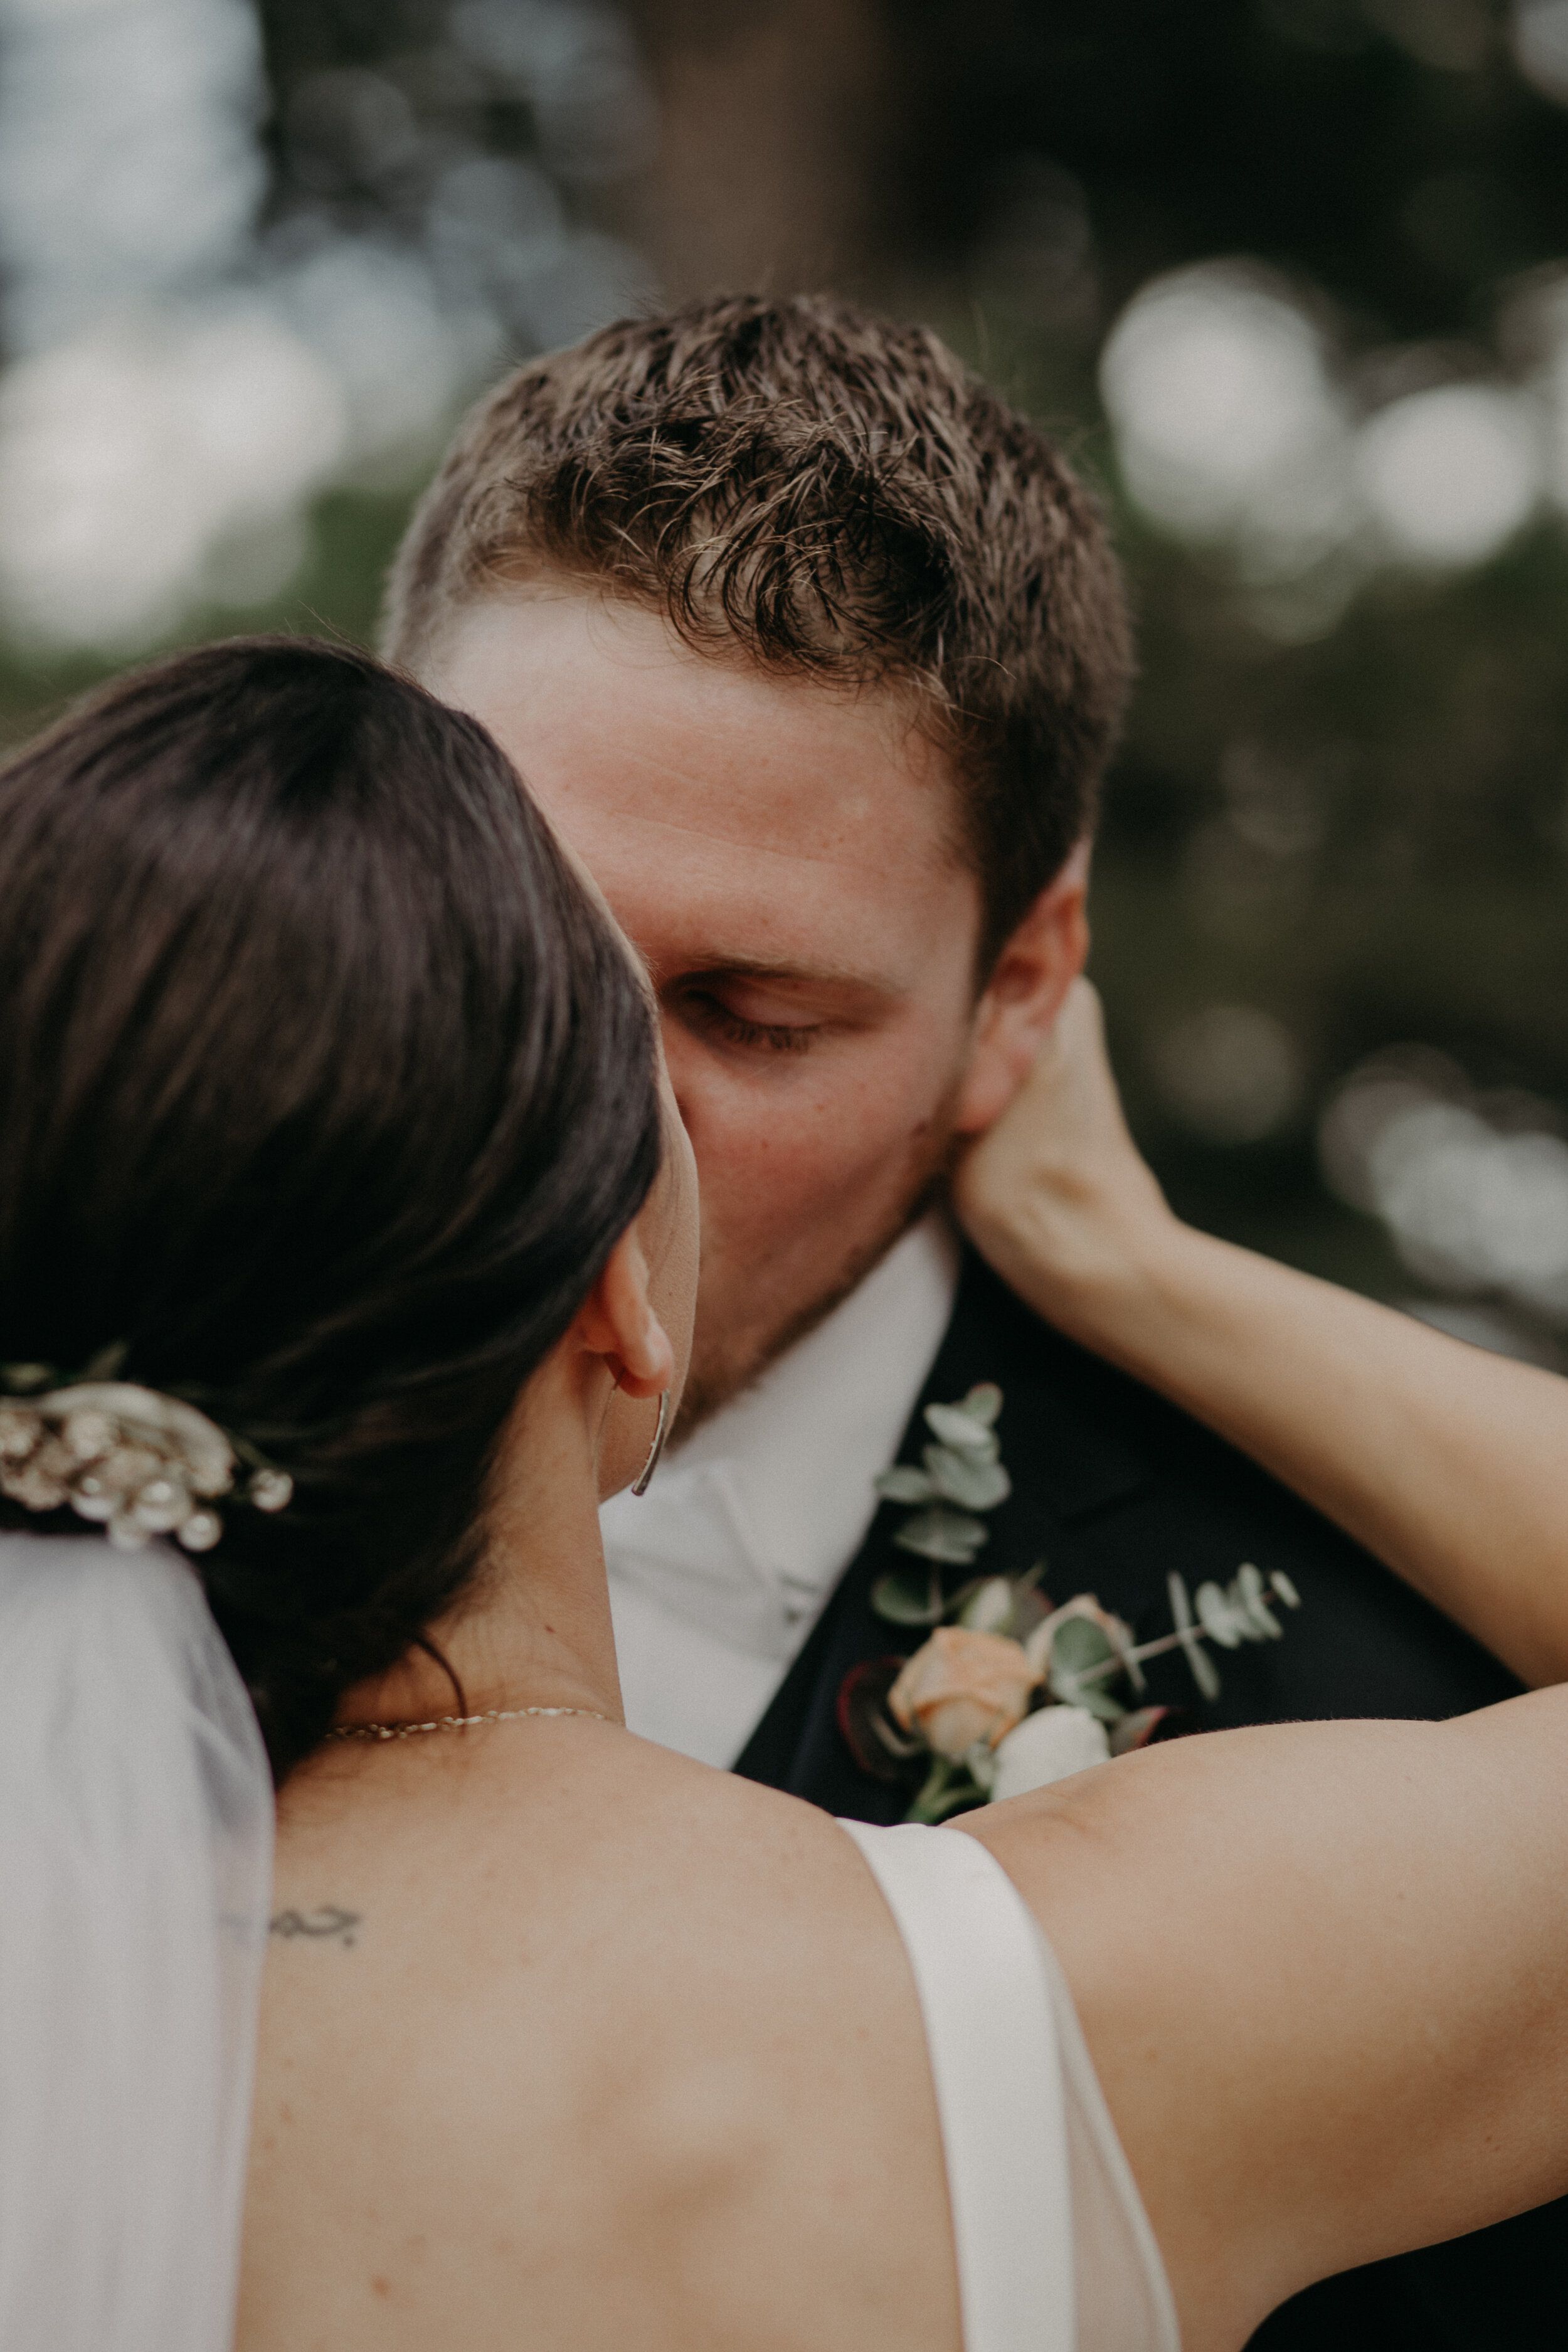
[572,1226,675,1400]
[953,840,1091,1135]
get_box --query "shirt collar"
[600,1209,961,1659]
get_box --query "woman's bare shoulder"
[275,1719,870,1926]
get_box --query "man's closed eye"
[677,986,825,1056]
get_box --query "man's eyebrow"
[657,952,906,997]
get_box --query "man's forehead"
[548,784,919,886]
[436,591,958,850]
[595,840,926,993]
[435,590,980,969]
[551,775,970,1001]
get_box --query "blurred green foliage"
[0,484,415,750]
[1,0,1564,1311]
[1093,516,1568,1284]
[879,0,1568,1298]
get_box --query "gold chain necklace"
[329,1704,610,1743]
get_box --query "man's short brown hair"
[383,293,1132,970]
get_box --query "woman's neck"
[336,1357,625,1732]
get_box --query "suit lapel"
[733,1248,1154,1813]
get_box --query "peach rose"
[888,1626,1041,1760]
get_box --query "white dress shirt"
[601,1209,961,1767]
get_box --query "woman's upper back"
[241,1722,966,2352]
[241,1687,1568,2352]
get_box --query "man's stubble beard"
[672,1082,967,1443]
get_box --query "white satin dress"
[839,1821,1180,2352]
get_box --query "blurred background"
[1,0,1565,1360]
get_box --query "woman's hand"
[959,983,1568,1692]
[953,980,1177,1339]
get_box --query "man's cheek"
[752,1126,915,1233]
[682,1066,858,1151]
[680,1042,950,1187]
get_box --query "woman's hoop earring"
[631,1389,670,1497]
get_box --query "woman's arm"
[955,982,1568,1688]
[956,990,1568,2343]
[968,1687,1568,2352]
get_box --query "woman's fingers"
[955,980,1148,1225]
[953,980,1173,1318]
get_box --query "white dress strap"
[839,1818,1179,2352]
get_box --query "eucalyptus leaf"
[1047,1614,1125,1721]
[923,1401,1000,1458]
[893,1507,989,1564]
[871,1568,946,1626]
[956,1575,1015,1634]
[1046,1675,1125,1724]
[1005,1584,1050,1645]
[1234,1562,1282,1639]
[1168,1572,1222,1701]
[1195,1580,1243,1650]
[1185,1642,1222,1702]
[1049,1614,1116,1677]
[0,1363,51,1394]
[1269,1569,1301,1611]
[957,1382,1002,1427]
[1022,1615,1054,1677]
[1110,1618,1147,1695]
[923,1443,1012,1511]
[874,1463,936,1506]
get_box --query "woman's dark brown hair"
[0,637,662,1781]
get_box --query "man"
[384,293,1556,2348]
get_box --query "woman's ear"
[953,841,1091,1136]
[573,1226,675,1401]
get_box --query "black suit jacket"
[734,1248,1562,2349]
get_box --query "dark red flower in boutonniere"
[837,1657,928,1784]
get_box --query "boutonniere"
[839,1384,1301,1823]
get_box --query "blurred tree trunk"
[618,0,891,299]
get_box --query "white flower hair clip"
[0,1348,293,1555]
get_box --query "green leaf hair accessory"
[0,1352,294,1554]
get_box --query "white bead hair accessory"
[0,1373,293,1555]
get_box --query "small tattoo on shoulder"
[269,1904,361,1949]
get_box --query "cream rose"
[990,1704,1111,1802]
[888,1626,1040,1760]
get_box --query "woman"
[0,637,1565,2352]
